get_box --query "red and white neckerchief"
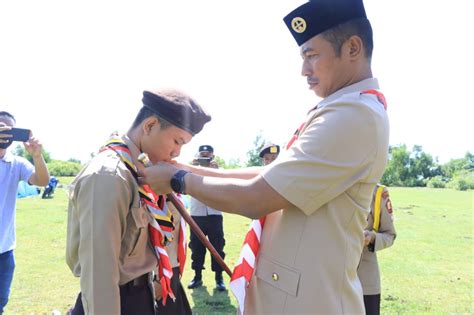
[174,195,188,276]
[230,90,387,314]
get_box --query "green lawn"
[4,182,473,314]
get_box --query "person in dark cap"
[140,0,389,313]
[259,143,280,166]
[187,145,226,292]
[66,88,210,315]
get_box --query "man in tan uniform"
[140,0,390,313]
[358,185,396,315]
[66,89,210,314]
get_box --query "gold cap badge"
[270,146,277,154]
[291,17,306,33]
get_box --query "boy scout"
[140,0,390,313]
[66,89,210,314]
[358,185,396,315]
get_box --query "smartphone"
[0,128,31,142]
[197,157,211,167]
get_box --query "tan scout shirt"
[358,185,396,295]
[246,78,389,314]
[66,136,157,315]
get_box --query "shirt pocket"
[127,206,149,257]
[255,255,301,297]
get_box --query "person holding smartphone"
[0,111,50,314]
[187,145,226,292]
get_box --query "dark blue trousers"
[0,250,15,315]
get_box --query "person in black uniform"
[187,145,226,291]
[259,143,280,166]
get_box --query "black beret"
[198,145,214,153]
[259,143,280,158]
[142,89,211,136]
[283,0,367,46]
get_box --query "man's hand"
[24,135,43,158]
[364,230,375,246]
[139,162,179,194]
[154,280,163,301]
[0,124,12,145]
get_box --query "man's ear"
[142,116,159,135]
[346,35,363,60]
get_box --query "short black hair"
[321,18,373,61]
[0,111,16,122]
[131,106,172,129]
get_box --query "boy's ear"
[143,116,158,135]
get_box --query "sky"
[0,0,472,165]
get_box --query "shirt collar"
[122,134,141,164]
[314,77,380,110]
[0,151,14,163]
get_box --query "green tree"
[381,144,438,187]
[381,144,410,186]
[212,156,242,169]
[408,145,438,186]
[246,132,265,167]
[442,151,473,179]
[12,144,51,163]
[47,160,82,176]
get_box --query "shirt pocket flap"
[255,255,301,297]
[127,206,149,257]
[131,205,149,228]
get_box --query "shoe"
[215,279,226,291]
[187,278,203,289]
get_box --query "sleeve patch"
[386,199,393,214]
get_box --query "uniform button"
[272,273,279,281]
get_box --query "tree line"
[381,145,473,191]
[13,141,473,191]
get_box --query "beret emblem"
[291,17,306,33]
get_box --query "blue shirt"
[0,152,34,254]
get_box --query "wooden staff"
[167,193,232,277]
[138,153,232,277]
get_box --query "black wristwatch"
[170,170,188,194]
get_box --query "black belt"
[121,273,149,289]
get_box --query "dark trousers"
[189,215,225,273]
[0,250,15,315]
[156,267,191,315]
[363,294,380,315]
[70,276,155,315]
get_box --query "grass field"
[4,178,473,314]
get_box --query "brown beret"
[142,89,211,135]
